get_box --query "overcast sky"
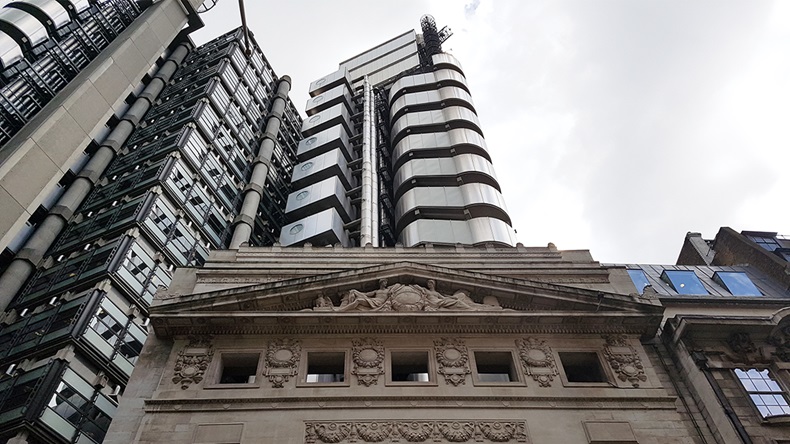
[192,0,789,264]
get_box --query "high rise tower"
[0,25,301,443]
[279,16,516,248]
[0,0,202,265]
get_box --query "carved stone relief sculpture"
[352,338,385,386]
[314,279,505,312]
[602,334,647,387]
[515,337,558,387]
[264,338,301,388]
[304,420,529,443]
[726,331,760,364]
[768,327,790,362]
[434,338,471,386]
[172,336,213,390]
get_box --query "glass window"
[49,381,90,427]
[146,198,177,243]
[390,351,430,383]
[306,352,346,383]
[559,352,607,383]
[627,269,651,295]
[120,243,155,292]
[166,163,194,202]
[474,351,518,383]
[660,270,709,295]
[746,235,781,252]
[735,368,790,418]
[775,249,790,262]
[218,353,260,384]
[119,326,145,365]
[713,272,762,296]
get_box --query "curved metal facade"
[388,53,515,247]
[280,29,516,248]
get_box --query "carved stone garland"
[515,337,558,387]
[602,334,647,387]
[351,338,385,386]
[264,338,301,388]
[305,420,529,443]
[172,336,213,390]
[434,337,471,386]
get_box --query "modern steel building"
[0,0,203,268]
[0,3,302,441]
[279,16,516,248]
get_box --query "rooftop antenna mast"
[197,0,252,55]
[419,15,453,67]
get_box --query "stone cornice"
[192,246,607,284]
[660,296,790,309]
[154,261,658,315]
[143,394,678,411]
[150,311,663,338]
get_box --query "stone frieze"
[304,420,529,443]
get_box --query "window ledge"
[296,382,350,388]
[472,381,525,387]
[763,415,790,426]
[204,382,260,390]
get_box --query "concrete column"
[229,76,291,248]
[0,43,191,310]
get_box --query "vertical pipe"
[359,77,373,246]
[371,106,379,247]
[0,42,191,311]
[229,75,291,248]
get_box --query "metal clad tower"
[0,27,301,443]
[279,17,515,248]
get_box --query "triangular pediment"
[150,262,663,338]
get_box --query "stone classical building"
[107,245,693,444]
[665,228,790,443]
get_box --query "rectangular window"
[218,353,260,384]
[627,269,650,295]
[559,352,607,383]
[305,352,346,383]
[390,351,430,383]
[473,351,519,383]
[660,270,708,295]
[745,234,781,252]
[735,368,790,418]
[713,271,762,296]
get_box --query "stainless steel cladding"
[281,26,515,248]
[297,124,354,162]
[285,175,355,223]
[389,53,515,247]
[280,208,351,247]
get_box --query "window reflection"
[713,271,762,297]
[735,368,790,418]
[660,270,708,295]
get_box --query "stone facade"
[106,245,709,444]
